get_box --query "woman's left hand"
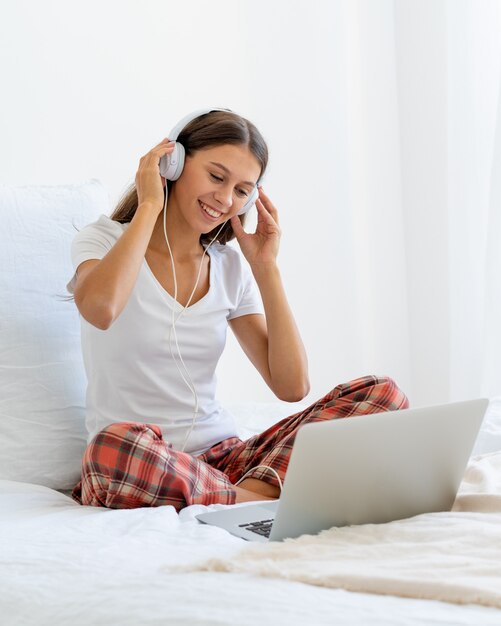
[230,187,281,267]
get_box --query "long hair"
[111,110,269,246]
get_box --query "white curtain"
[445,0,501,402]
[331,0,501,406]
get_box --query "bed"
[1,181,501,625]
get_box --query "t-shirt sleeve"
[227,252,265,320]
[66,215,124,294]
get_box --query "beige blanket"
[184,452,501,609]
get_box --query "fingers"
[136,140,175,183]
[140,140,176,163]
[230,214,245,238]
[256,187,279,227]
[153,141,176,157]
[138,142,176,182]
[154,137,175,150]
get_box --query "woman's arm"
[229,188,310,402]
[229,267,310,401]
[74,203,159,329]
[74,139,175,329]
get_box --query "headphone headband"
[168,107,231,141]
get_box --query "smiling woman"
[66,108,408,513]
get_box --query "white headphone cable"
[160,191,282,495]
[162,189,227,452]
[161,191,194,391]
[169,224,226,453]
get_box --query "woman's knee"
[84,421,164,465]
[373,376,409,410]
[96,421,162,442]
[345,375,409,410]
[80,421,168,508]
[327,375,409,411]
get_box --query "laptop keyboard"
[238,519,274,538]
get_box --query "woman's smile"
[199,200,224,221]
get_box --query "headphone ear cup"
[159,142,185,181]
[238,186,259,216]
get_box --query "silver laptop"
[196,398,488,542]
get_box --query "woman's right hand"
[135,139,176,215]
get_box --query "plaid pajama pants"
[71,375,409,511]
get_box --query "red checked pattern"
[72,375,409,511]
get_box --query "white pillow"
[0,180,109,490]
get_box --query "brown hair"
[111,110,268,246]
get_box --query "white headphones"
[158,108,260,215]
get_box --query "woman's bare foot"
[234,485,275,503]
[233,478,281,503]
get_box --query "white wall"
[2,0,499,407]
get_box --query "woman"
[68,108,408,511]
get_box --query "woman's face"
[171,143,262,232]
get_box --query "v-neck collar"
[143,245,214,312]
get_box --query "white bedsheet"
[1,399,501,625]
[0,481,500,625]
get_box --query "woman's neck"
[148,208,204,261]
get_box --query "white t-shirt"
[67,214,264,456]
